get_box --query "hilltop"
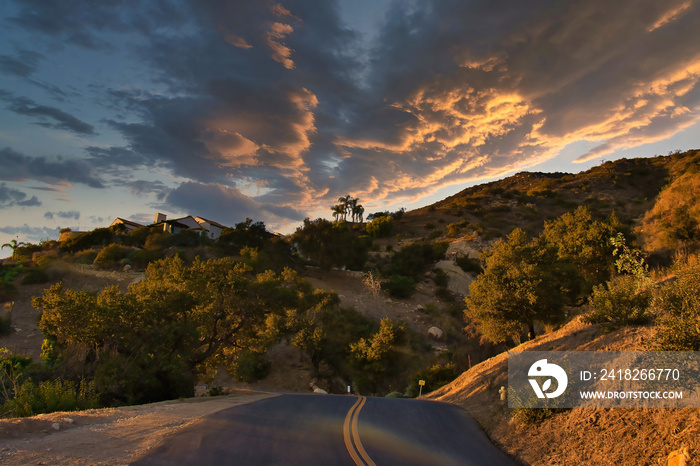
[1,148,699,464]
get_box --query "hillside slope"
[425,317,699,465]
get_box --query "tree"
[353,204,365,224]
[331,205,344,223]
[338,195,351,222]
[286,297,375,378]
[332,196,363,224]
[540,206,625,294]
[366,216,393,238]
[33,257,331,404]
[1,239,26,260]
[464,229,568,344]
[349,318,405,393]
[292,218,367,271]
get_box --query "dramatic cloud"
[1,94,95,135]
[0,147,104,188]
[1,0,699,234]
[0,183,41,208]
[164,182,305,230]
[0,50,42,78]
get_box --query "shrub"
[406,363,459,397]
[382,275,416,298]
[0,282,18,303]
[390,242,448,280]
[366,216,394,238]
[427,230,442,240]
[433,269,449,288]
[72,249,98,264]
[652,261,700,351]
[584,275,652,330]
[445,221,469,238]
[0,317,11,336]
[357,235,373,248]
[34,253,59,269]
[293,218,368,270]
[456,256,483,274]
[144,232,170,250]
[93,244,131,270]
[60,228,113,253]
[21,268,49,285]
[0,264,23,282]
[3,378,99,417]
[231,350,270,383]
[127,249,165,270]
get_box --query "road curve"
[132,393,517,466]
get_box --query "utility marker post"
[418,379,425,397]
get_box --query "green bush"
[0,264,24,282]
[60,228,114,253]
[652,261,700,351]
[3,378,99,418]
[433,269,449,288]
[0,317,11,336]
[93,244,131,270]
[357,235,373,248]
[127,249,164,270]
[584,275,652,330]
[0,282,18,303]
[366,216,394,238]
[21,268,49,285]
[382,275,416,298]
[456,256,483,274]
[390,242,448,280]
[406,363,459,397]
[231,350,270,383]
[445,221,469,238]
[427,230,442,240]
[72,249,98,264]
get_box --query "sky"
[1,0,699,254]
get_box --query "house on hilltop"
[194,216,227,240]
[110,217,144,233]
[108,213,228,240]
[153,214,203,235]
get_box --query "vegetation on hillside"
[2,149,700,417]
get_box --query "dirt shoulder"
[425,317,699,466]
[0,391,277,465]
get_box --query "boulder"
[428,326,444,339]
[433,260,474,295]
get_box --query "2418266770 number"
[599,368,680,381]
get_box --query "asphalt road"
[132,393,518,466]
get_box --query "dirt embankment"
[425,317,699,466]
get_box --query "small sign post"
[418,379,426,397]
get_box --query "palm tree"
[338,195,351,222]
[353,205,365,224]
[1,239,26,260]
[348,198,358,223]
[331,205,344,223]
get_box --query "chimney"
[154,212,167,223]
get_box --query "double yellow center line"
[342,396,377,466]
